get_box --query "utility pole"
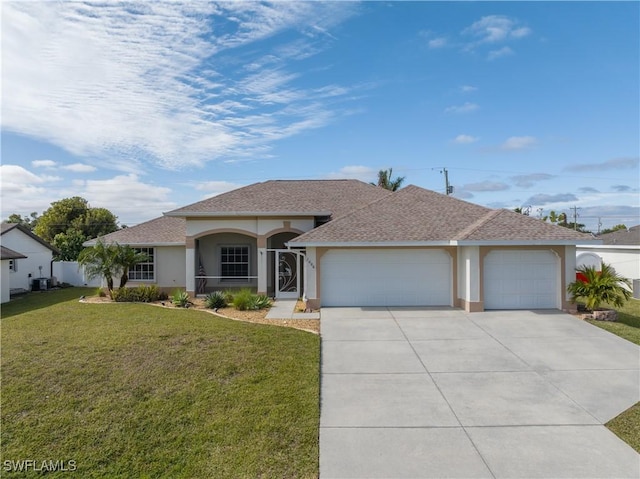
[440,168,453,195]
[570,206,581,230]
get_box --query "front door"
[276,250,299,299]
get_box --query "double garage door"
[320,248,560,310]
[483,250,559,310]
[321,249,451,307]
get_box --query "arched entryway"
[267,231,303,298]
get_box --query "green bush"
[113,285,166,303]
[222,289,236,305]
[171,290,190,308]
[250,294,272,310]
[204,291,226,309]
[232,288,254,311]
[96,287,107,298]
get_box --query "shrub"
[250,294,272,310]
[113,285,166,303]
[171,290,190,308]
[232,288,254,311]
[204,291,226,309]
[222,289,236,305]
[96,287,107,298]
[568,263,632,311]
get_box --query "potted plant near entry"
[567,263,632,321]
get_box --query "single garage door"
[321,249,451,307]
[484,250,559,310]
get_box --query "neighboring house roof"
[596,225,640,245]
[0,223,60,253]
[165,179,391,219]
[1,246,27,260]
[290,185,595,245]
[84,216,186,246]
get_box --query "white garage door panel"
[321,249,451,307]
[484,250,559,310]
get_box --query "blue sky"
[2,1,638,233]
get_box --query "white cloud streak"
[453,134,479,144]
[501,136,537,150]
[2,2,358,170]
[444,102,479,114]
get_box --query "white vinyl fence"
[52,261,102,287]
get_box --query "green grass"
[586,298,640,346]
[1,288,320,478]
[586,298,640,452]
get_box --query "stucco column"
[257,247,267,295]
[186,246,195,296]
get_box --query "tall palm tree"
[567,263,632,310]
[77,240,121,297]
[117,245,149,288]
[371,168,405,191]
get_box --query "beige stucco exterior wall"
[1,229,54,290]
[457,246,482,312]
[155,246,186,289]
[184,217,315,296]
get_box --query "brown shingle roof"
[166,180,390,219]
[84,216,186,246]
[1,245,27,260]
[290,185,594,244]
[597,225,640,245]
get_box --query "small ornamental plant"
[567,263,632,311]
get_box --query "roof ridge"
[454,208,502,241]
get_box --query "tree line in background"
[513,207,627,235]
[5,196,120,261]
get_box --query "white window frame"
[128,247,155,282]
[219,245,250,282]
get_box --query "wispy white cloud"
[195,181,244,197]
[444,102,479,114]
[428,37,447,49]
[0,165,61,218]
[510,173,554,187]
[453,134,479,144]
[463,15,531,45]
[488,46,513,60]
[2,2,359,170]
[75,174,177,225]
[526,193,578,205]
[501,136,537,150]
[461,181,510,192]
[62,163,97,173]
[326,165,376,181]
[31,159,57,168]
[460,85,478,93]
[564,157,639,172]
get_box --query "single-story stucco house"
[87,180,597,312]
[577,225,639,294]
[0,223,59,294]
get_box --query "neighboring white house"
[577,225,640,293]
[1,246,27,303]
[0,223,59,292]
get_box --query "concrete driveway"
[320,308,640,478]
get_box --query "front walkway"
[320,308,640,478]
[265,299,320,320]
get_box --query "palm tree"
[117,245,149,288]
[567,263,632,311]
[77,240,121,298]
[371,168,405,191]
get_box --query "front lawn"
[586,298,640,453]
[1,288,320,478]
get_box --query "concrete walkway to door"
[320,307,640,478]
